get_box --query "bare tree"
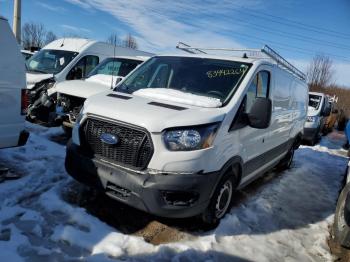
[306,54,334,89]
[106,33,120,46]
[45,31,57,45]
[122,34,138,49]
[22,22,47,50]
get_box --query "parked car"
[26,38,153,123]
[0,16,29,149]
[323,100,338,135]
[55,56,149,134]
[333,161,350,248]
[65,46,308,224]
[303,92,331,145]
[21,50,34,61]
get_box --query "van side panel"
[290,79,308,138]
[0,19,26,148]
[269,66,294,148]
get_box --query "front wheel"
[201,168,238,225]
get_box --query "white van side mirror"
[247,98,272,129]
[111,76,124,90]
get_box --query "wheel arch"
[210,155,243,198]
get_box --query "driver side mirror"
[112,76,124,90]
[322,106,331,117]
[248,97,272,129]
[67,67,83,80]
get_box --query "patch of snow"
[133,88,222,108]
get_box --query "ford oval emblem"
[100,133,119,145]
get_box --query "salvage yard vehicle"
[26,38,153,124]
[303,92,331,145]
[56,56,148,134]
[323,96,339,135]
[0,16,29,149]
[65,44,308,224]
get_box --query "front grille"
[81,117,153,170]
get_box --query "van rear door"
[0,17,26,148]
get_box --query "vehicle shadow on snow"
[61,147,347,245]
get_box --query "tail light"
[21,89,29,115]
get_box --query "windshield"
[118,56,250,104]
[309,94,322,109]
[88,58,143,78]
[26,49,78,74]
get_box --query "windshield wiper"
[27,68,49,74]
[117,83,135,94]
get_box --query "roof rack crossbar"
[176,42,306,81]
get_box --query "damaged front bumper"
[65,140,219,218]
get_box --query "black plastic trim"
[107,93,132,100]
[148,101,187,111]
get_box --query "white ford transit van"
[65,45,308,224]
[0,17,29,148]
[303,92,331,145]
[56,56,149,132]
[26,38,153,123]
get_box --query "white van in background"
[21,50,34,61]
[303,92,331,145]
[0,17,29,148]
[65,44,308,224]
[26,38,154,123]
[56,56,149,133]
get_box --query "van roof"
[309,92,325,97]
[110,55,149,61]
[43,38,97,52]
[156,53,271,64]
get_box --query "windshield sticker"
[59,57,65,66]
[206,67,247,78]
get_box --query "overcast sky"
[1,0,349,86]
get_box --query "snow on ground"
[0,122,348,261]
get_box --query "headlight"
[307,116,317,122]
[163,123,220,151]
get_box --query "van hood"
[26,72,53,89]
[83,91,226,132]
[85,74,119,87]
[57,79,111,99]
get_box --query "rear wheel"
[201,167,239,225]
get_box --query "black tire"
[277,144,295,170]
[310,134,318,146]
[333,183,350,248]
[201,166,239,225]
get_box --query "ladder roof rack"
[176,42,306,81]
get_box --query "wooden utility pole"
[13,0,21,44]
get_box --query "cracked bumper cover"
[65,140,220,218]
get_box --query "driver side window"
[66,55,99,80]
[246,71,270,113]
